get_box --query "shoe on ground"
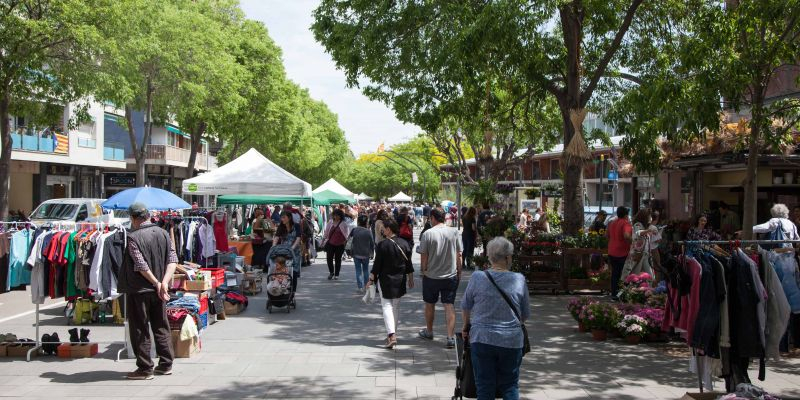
[126,370,154,380]
[385,335,397,349]
[445,337,456,349]
[327,274,334,280]
[333,276,339,280]
[154,365,172,375]
[418,329,433,340]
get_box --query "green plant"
[524,187,541,198]
[580,303,621,331]
[567,297,597,322]
[546,208,562,232]
[467,180,498,207]
[542,182,563,197]
[568,265,589,279]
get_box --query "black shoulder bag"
[484,271,531,355]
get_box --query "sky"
[239,0,421,157]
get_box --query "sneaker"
[333,276,339,280]
[126,370,154,380]
[445,337,456,349]
[154,365,172,376]
[418,329,433,340]
[327,274,334,280]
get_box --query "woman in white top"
[751,203,800,243]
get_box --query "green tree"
[312,0,650,234]
[0,0,108,219]
[609,0,800,239]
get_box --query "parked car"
[29,198,111,226]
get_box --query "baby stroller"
[265,244,296,314]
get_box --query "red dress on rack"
[213,212,229,252]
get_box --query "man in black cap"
[119,202,177,380]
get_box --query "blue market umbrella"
[102,187,191,211]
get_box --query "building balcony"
[137,144,216,171]
[104,142,126,161]
[10,129,69,155]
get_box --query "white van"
[29,198,112,226]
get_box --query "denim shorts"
[422,276,459,304]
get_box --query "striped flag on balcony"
[54,133,69,154]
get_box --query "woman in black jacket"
[367,218,415,349]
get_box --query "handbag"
[484,271,531,355]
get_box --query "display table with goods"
[561,230,610,293]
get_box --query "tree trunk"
[138,78,155,187]
[125,106,146,187]
[741,88,764,240]
[0,92,11,220]
[186,121,206,177]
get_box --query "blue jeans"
[470,342,523,400]
[354,257,370,289]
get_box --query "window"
[77,121,97,148]
[550,159,561,179]
[596,183,613,204]
[30,203,78,220]
[532,162,541,180]
[76,205,88,222]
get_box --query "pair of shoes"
[126,369,154,380]
[355,289,364,295]
[418,329,433,340]
[333,276,339,280]
[445,337,456,349]
[385,335,397,349]
[327,274,334,280]
[154,365,172,375]
[69,328,90,343]
[41,332,61,355]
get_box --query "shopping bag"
[362,285,377,304]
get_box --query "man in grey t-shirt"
[418,208,463,348]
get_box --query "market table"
[228,240,253,265]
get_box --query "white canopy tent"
[313,178,355,197]
[356,192,373,201]
[181,148,312,196]
[388,191,413,203]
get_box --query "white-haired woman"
[750,203,800,245]
[460,237,530,400]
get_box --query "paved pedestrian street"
[1,258,799,400]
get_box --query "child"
[267,256,291,297]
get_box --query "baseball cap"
[128,202,149,219]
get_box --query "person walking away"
[621,209,657,279]
[273,211,302,293]
[374,209,389,244]
[749,203,800,244]
[250,209,273,270]
[462,207,478,270]
[119,202,177,380]
[607,207,632,300]
[368,219,415,348]
[423,203,432,226]
[323,209,350,280]
[461,237,530,400]
[301,211,315,267]
[419,209,463,348]
[718,202,741,239]
[350,215,375,294]
[397,207,415,246]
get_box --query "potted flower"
[567,297,596,332]
[580,303,620,341]
[617,315,649,344]
[635,307,666,341]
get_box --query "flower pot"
[591,329,607,341]
[625,335,641,345]
[578,322,588,332]
[608,329,621,338]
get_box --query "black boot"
[41,333,52,355]
[68,328,79,344]
[50,332,61,354]
[79,328,90,343]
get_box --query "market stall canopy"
[313,178,355,197]
[356,193,373,201]
[217,195,312,205]
[102,187,191,210]
[388,191,413,203]
[314,189,355,206]
[182,148,312,196]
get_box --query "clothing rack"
[0,221,40,361]
[676,238,798,392]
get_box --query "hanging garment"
[7,229,33,289]
[213,212,229,252]
[768,251,800,313]
[760,249,790,360]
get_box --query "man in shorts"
[418,208,463,348]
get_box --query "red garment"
[213,214,229,252]
[662,256,702,343]
[608,219,632,257]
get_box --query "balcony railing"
[144,144,216,170]
[104,142,126,161]
[10,128,69,155]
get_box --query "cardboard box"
[56,343,98,358]
[170,330,199,358]
[184,279,211,291]
[6,343,37,358]
[223,301,243,315]
[0,343,8,357]
[680,393,725,400]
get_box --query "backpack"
[399,217,413,240]
[761,219,787,250]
